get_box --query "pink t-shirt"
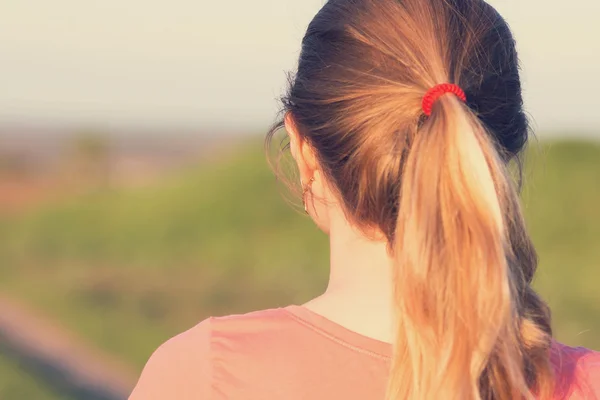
[129,306,600,399]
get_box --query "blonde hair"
[267,0,554,398]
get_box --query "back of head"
[267,0,554,398]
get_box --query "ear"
[284,113,318,182]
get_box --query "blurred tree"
[0,153,31,178]
[68,131,111,191]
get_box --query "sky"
[1,0,599,135]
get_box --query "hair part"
[266,0,554,398]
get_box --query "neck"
[303,208,395,343]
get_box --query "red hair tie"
[421,83,467,116]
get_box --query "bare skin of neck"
[302,205,395,344]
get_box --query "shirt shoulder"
[128,318,213,400]
[575,349,600,398]
[128,307,296,400]
[552,342,600,399]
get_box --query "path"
[0,293,137,400]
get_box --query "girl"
[130,0,599,398]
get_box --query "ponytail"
[388,95,553,400]
[273,0,556,397]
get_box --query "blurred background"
[0,1,599,399]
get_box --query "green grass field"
[0,138,598,380]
